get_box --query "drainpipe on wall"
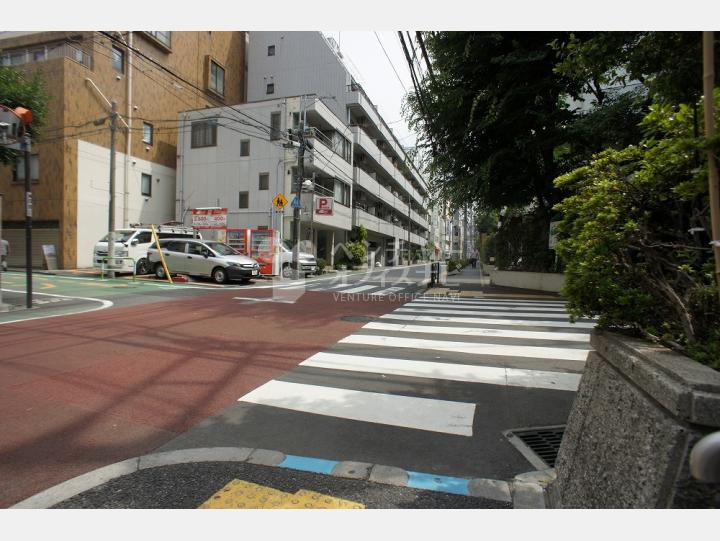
[123,31,133,227]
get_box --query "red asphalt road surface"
[0,289,405,507]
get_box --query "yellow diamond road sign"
[273,193,288,210]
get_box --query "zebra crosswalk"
[302,280,419,297]
[226,293,593,478]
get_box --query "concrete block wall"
[548,331,720,508]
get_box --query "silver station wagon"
[148,238,260,284]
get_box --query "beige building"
[0,31,246,269]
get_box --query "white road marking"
[408,301,567,312]
[339,334,590,362]
[413,297,567,307]
[301,352,582,392]
[395,307,574,320]
[0,289,113,325]
[380,312,596,329]
[238,379,476,436]
[362,321,590,342]
[337,284,377,294]
[369,286,405,297]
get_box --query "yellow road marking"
[40,282,56,289]
[198,479,364,509]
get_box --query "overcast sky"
[322,31,419,152]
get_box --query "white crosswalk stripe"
[237,294,591,439]
[379,312,595,328]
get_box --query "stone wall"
[548,331,720,508]
[489,270,565,293]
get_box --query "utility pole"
[23,133,32,308]
[107,100,118,279]
[703,32,720,304]
[292,119,305,280]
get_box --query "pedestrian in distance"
[470,248,479,269]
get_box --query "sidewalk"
[428,264,562,300]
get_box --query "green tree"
[404,32,573,213]
[554,94,720,368]
[0,66,49,165]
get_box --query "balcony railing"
[0,42,93,70]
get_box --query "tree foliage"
[404,32,574,213]
[0,66,49,165]
[554,93,720,367]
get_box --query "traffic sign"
[273,193,288,210]
[291,196,302,209]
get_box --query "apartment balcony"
[353,167,409,217]
[0,42,93,69]
[353,207,409,238]
[409,208,429,231]
[304,129,353,183]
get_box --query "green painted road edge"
[9,447,547,509]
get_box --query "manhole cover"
[505,425,565,469]
[340,315,376,323]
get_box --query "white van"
[93,224,200,274]
[279,239,317,277]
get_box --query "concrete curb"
[12,446,518,509]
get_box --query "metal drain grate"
[505,425,565,469]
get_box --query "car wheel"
[212,267,227,284]
[281,264,293,278]
[136,258,150,275]
[154,263,166,280]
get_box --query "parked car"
[279,239,317,278]
[147,238,260,284]
[93,224,200,275]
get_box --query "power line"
[373,31,407,93]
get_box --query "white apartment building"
[253,31,430,265]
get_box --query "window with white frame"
[141,173,152,197]
[334,179,350,207]
[258,173,269,191]
[142,122,153,145]
[209,60,225,96]
[190,119,217,148]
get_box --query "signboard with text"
[315,196,334,216]
[192,208,227,229]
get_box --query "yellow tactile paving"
[198,480,365,509]
[276,490,364,509]
[199,479,291,509]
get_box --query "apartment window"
[270,111,282,141]
[33,49,46,61]
[111,45,124,73]
[268,45,275,56]
[141,173,152,197]
[239,191,249,209]
[146,31,171,48]
[266,83,275,95]
[334,180,350,207]
[240,139,250,157]
[142,122,153,145]
[340,135,352,163]
[291,112,300,129]
[190,119,217,148]
[258,173,269,191]
[13,154,39,182]
[209,60,225,96]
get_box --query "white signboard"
[192,208,227,229]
